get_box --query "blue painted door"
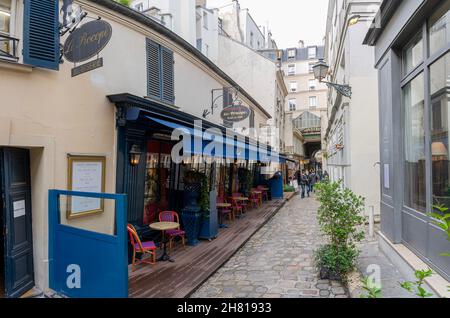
[49,190,128,298]
[1,148,34,298]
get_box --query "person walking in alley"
[309,170,317,194]
[305,170,311,197]
[299,170,308,198]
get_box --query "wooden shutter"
[146,39,161,99]
[23,0,59,70]
[161,47,175,104]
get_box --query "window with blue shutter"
[146,39,161,99]
[161,47,174,103]
[146,38,175,104]
[23,0,59,70]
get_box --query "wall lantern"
[313,59,352,98]
[129,144,142,166]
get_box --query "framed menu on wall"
[67,155,106,219]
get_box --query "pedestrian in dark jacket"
[309,170,317,194]
[299,171,308,198]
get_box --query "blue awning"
[146,116,203,155]
[145,116,282,162]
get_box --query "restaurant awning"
[144,115,283,163]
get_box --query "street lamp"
[312,59,352,98]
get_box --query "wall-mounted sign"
[71,57,103,77]
[220,104,251,123]
[63,20,112,63]
[67,155,106,219]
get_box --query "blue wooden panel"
[48,190,128,298]
[23,0,59,70]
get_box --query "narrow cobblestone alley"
[191,195,348,298]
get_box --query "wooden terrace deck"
[128,198,286,298]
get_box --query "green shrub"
[314,244,359,281]
[314,180,365,281]
[283,184,295,193]
[315,180,365,248]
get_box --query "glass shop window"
[429,0,450,56]
[402,32,423,76]
[403,73,426,212]
[430,52,450,209]
[143,141,173,225]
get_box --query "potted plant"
[181,169,203,246]
[198,172,218,241]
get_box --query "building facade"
[281,43,328,170]
[365,0,450,283]
[324,0,381,218]
[0,0,277,297]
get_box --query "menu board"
[67,156,105,219]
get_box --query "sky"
[206,0,329,49]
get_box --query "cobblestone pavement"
[191,194,348,298]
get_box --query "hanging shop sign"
[220,104,251,123]
[64,20,112,63]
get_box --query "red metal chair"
[159,211,186,253]
[249,189,261,208]
[127,224,156,271]
[217,196,233,223]
[232,192,249,212]
[257,186,269,202]
[228,196,244,218]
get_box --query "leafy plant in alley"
[399,269,434,298]
[360,276,382,298]
[314,180,365,281]
[428,204,450,257]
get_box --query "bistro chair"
[217,196,234,222]
[228,196,244,218]
[232,192,249,212]
[127,224,157,271]
[249,189,261,208]
[257,186,269,202]
[159,211,186,253]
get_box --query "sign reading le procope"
[64,20,112,63]
[220,104,251,123]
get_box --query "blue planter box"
[199,191,219,240]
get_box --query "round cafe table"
[217,203,232,229]
[149,222,180,262]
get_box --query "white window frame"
[309,96,317,107]
[290,82,298,92]
[0,0,17,58]
[308,46,317,59]
[288,49,296,59]
[308,79,316,91]
[288,99,297,111]
[287,64,296,76]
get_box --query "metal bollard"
[368,205,375,238]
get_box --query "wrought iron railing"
[0,34,19,61]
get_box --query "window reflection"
[402,32,423,76]
[430,53,450,208]
[403,73,426,212]
[430,0,450,56]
